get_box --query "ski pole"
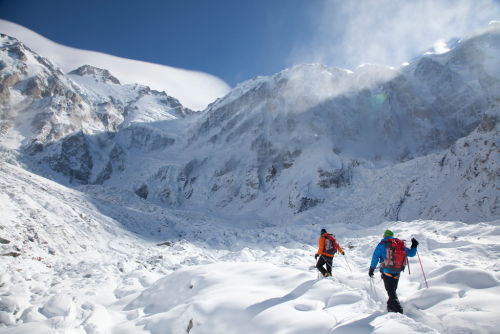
[343,253,352,272]
[417,250,428,288]
[406,255,411,275]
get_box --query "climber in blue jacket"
[369,229,418,314]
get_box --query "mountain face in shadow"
[1,23,499,224]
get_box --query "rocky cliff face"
[0,34,194,185]
[147,22,499,220]
[1,23,499,224]
[398,98,500,223]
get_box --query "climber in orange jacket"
[315,229,344,277]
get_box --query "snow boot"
[387,302,395,312]
[387,299,403,314]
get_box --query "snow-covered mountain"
[1,21,500,334]
[1,22,500,225]
[126,22,500,223]
[0,33,197,186]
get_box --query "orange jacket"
[317,233,343,257]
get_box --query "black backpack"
[324,234,338,255]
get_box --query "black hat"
[320,229,327,235]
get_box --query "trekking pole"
[343,253,352,273]
[315,255,320,279]
[417,250,428,288]
[406,255,411,275]
[370,276,379,300]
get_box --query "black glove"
[315,254,319,260]
[411,238,419,248]
[368,267,374,277]
[341,250,345,255]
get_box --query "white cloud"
[290,0,500,70]
[0,19,231,111]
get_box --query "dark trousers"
[316,255,333,276]
[382,273,403,313]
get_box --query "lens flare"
[374,94,386,104]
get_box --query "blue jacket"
[370,236,417,274]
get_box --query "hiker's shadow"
[323,311,384,333]
[245,279,318,318]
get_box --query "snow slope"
[0,161,499,333]
[0,19,231,110]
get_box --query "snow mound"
[404,267,500,333]
[123,262,438,334]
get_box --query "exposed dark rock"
[184,188,193,199]
[0,121,13,139]
[317,166,351,189]
[0,84,12,114]
[161,98,186,118]
[68,65,121,85]
[155,166,171,182]
[178,160,196,183]
[265,165,276,182]
[135,184,149,199]
[298,197,323,213]
[24,75,44,100]
[109,143,127,171]
[208,134,219,144]
[0,237,11,244]
[157,241,172,246]
[123,125,175,152]
[65,90,82,104]
[7,45,28,61]
[25,139,44,156]
[215,158,239,177]
[44,131,93,185]
[122,104,138,118]
[94,160,113,185]
[283,150,301,169]
[478,111,500,133]
[0,72,21,87]
[1,252,20,257]
[414,58,444,80]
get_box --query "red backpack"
[324,234,338,255]
[381,238,407,272]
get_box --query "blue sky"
[1,0,499,87]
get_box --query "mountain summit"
[68,65,121,85]
[1,23,499,224]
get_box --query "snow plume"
[433,40,451,54]
[290,0,500,70]
[0,19,231,111]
